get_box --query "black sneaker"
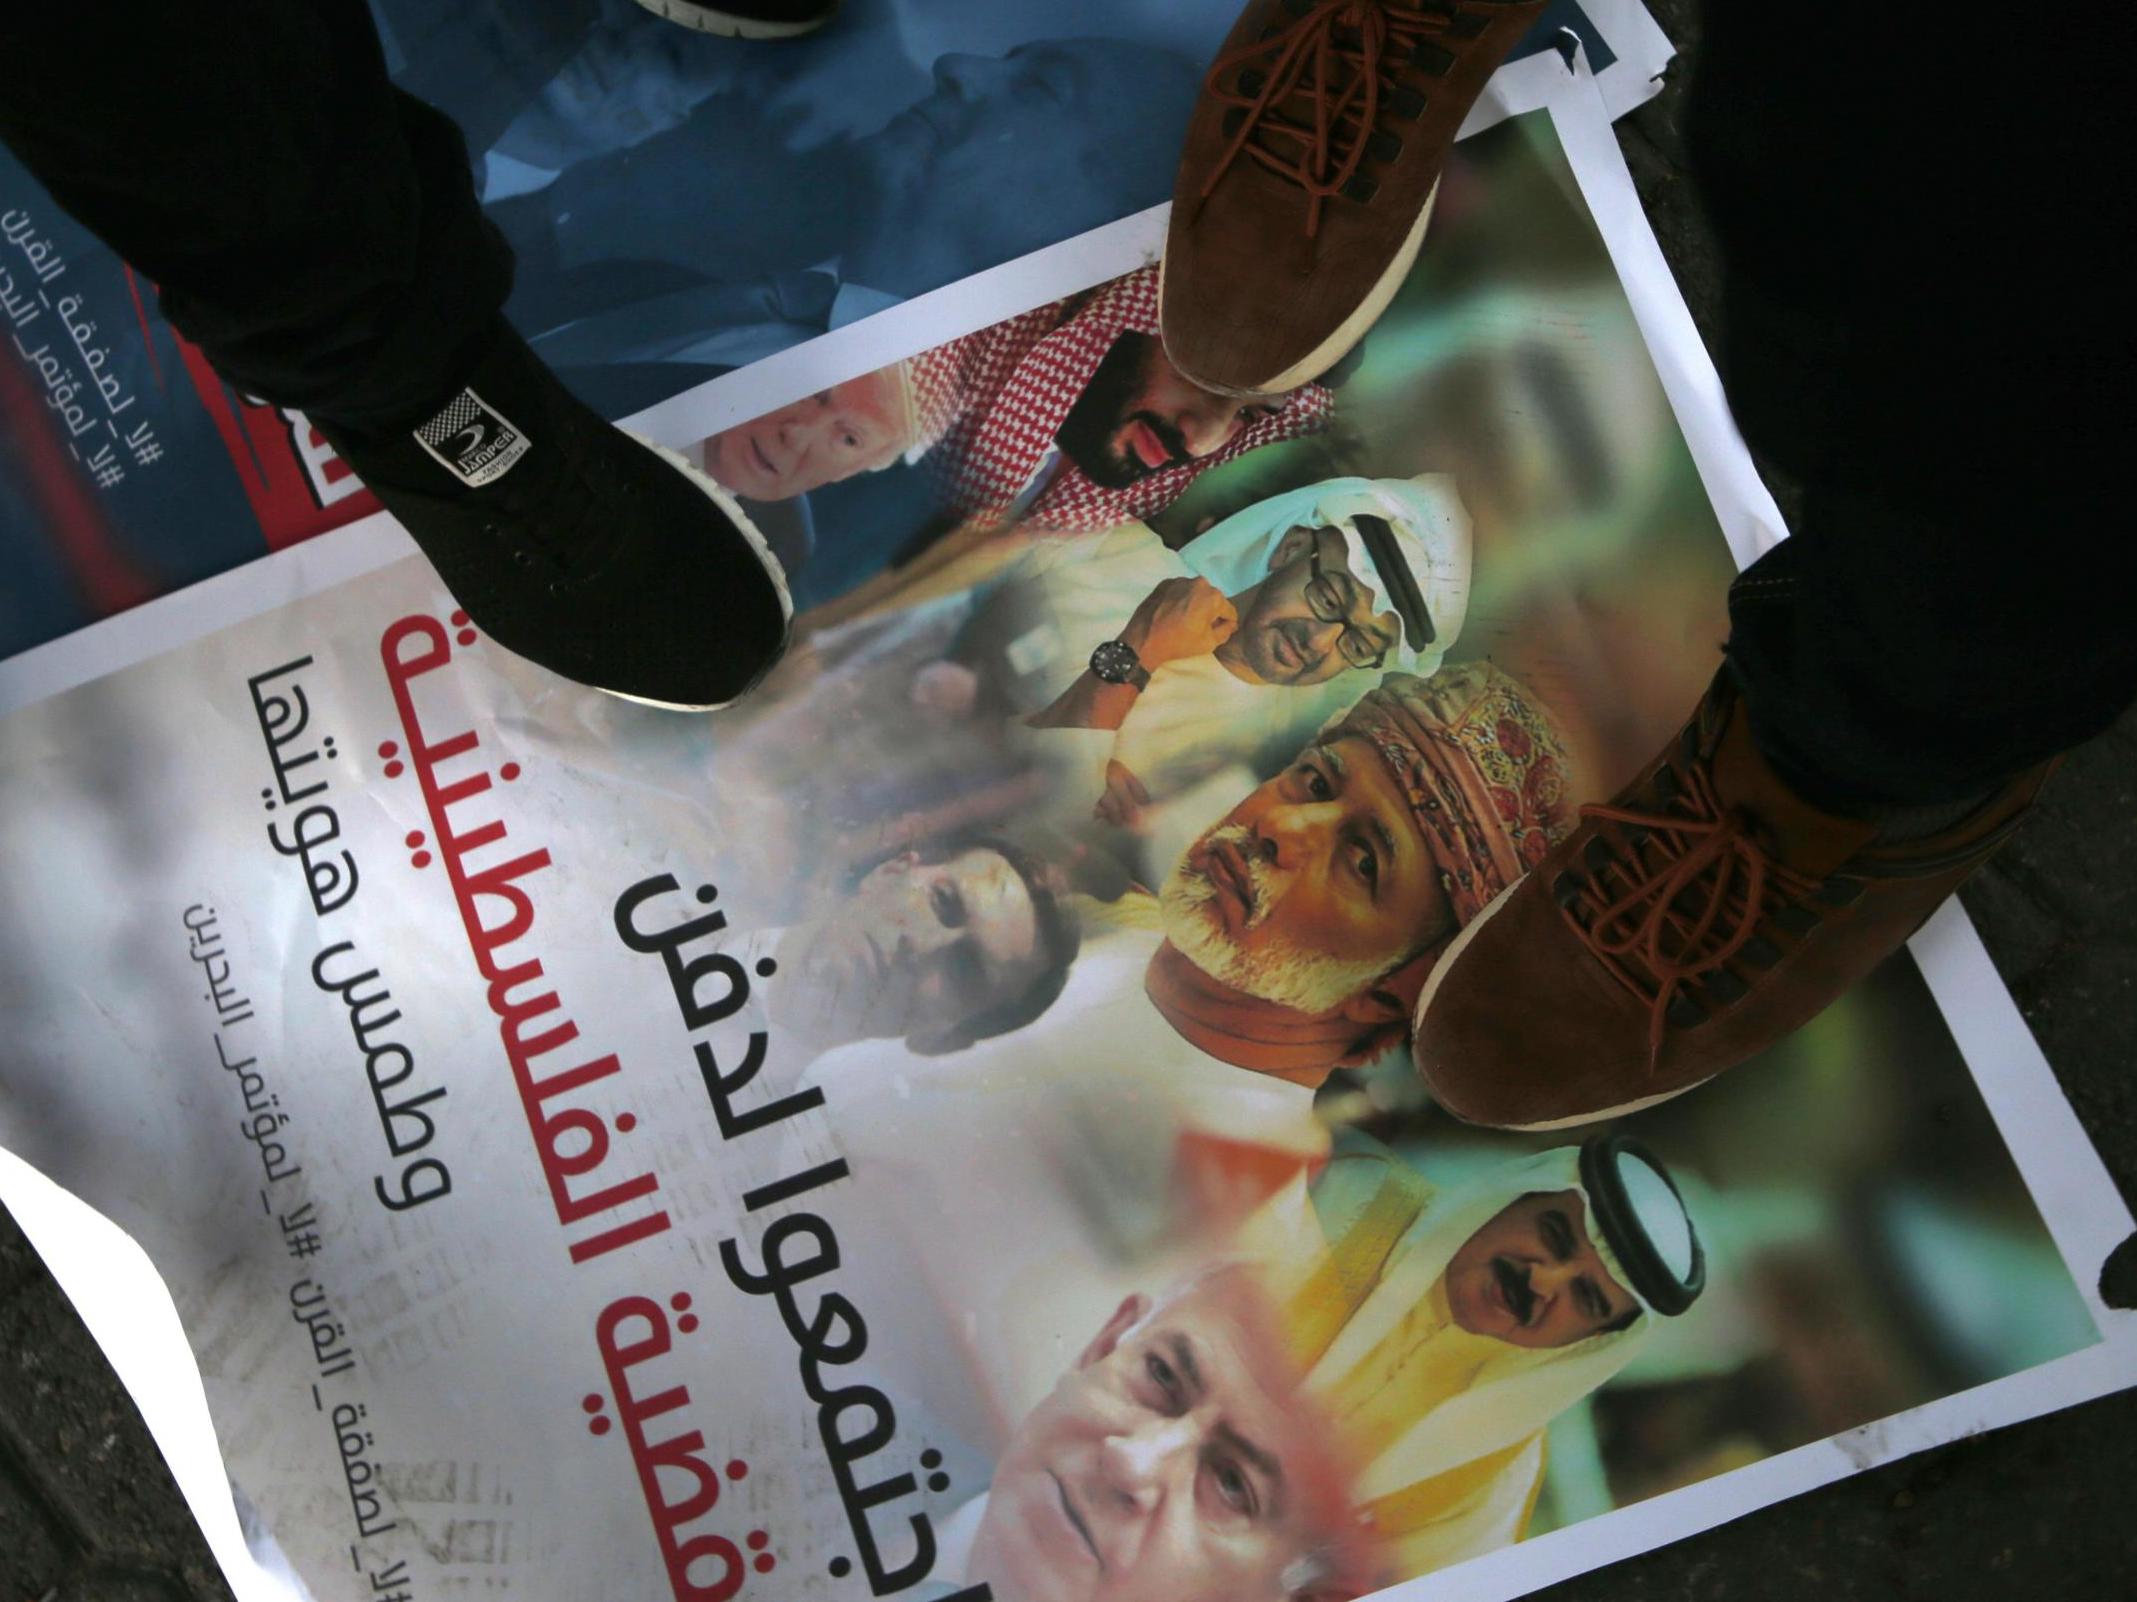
[629,0,841,38]
[316,323,790,711]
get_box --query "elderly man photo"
[1142,662,1578,1087]
[693,365,918,503]
[926,1132,1706,1600]
[1011,476,1470,828]
[768,834,1080,1058]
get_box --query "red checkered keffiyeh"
[904,263,1334,532]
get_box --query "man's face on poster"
[973,1271,1359,1602]
[702,367,909,501]
[1445,1190,1642,1351]
[1055,333,1286,491]
[1160,738,1452,1017]
[1230,526,1401,687]
[773,847,1043,1053]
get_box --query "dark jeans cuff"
[1724,537,2130,809]
[164,92,513,438]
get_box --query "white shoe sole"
[1409,875,1706,1133]
[1159,177,1439,399]
[628,0,838,39]
[600,435,795,714]
[1409,870,1514,1037]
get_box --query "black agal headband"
[1352,511,1435,655]
[1580,1133,1706,1317]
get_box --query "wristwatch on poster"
[1088,638,1151,691]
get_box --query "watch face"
[1090,639,1142,685]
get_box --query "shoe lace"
[1198,1,1456,238]
[1563,762,1823,1068]
[480,426,619,591]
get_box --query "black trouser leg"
[0,1,513,435]
[1689,7,2136,806]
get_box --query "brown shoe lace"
[1562,762,1822,1067]
[1199,1,1458,238]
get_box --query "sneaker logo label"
[416,388,531,488]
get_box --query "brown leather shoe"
[1408,668,2055,1129]
[1160,0,1547,396]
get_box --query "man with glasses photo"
[997,477,1470,832]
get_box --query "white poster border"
[1577,0,1677,122]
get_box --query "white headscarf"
[1246,1144,1667,1501]
[1180,475,1473,676]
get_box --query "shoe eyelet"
[1411,40,1456,74]
[1815,876,1865,907]
[1667,992,1709,1029]
[1238,68,1266,95]
[1342,173,1379,203]
[1387,85,1427,119]
[1552,871,1587,908]
[1581,836,1618,875]
[1368,129,1403,162]
[1702,970,1749,1005]
[1774,904,1821,936]
[1739,935,1783,969]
